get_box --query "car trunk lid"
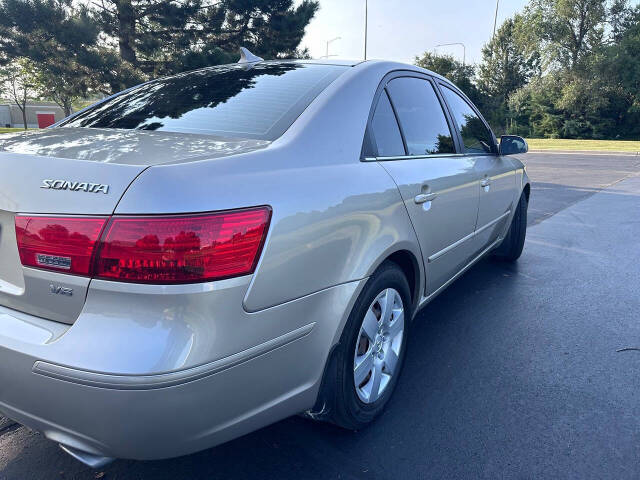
[0,127,270,166]
[0,127,270,324]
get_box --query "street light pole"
[435,43,466,66]
[364,0,368,60]
[492,0,500,39]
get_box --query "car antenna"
[238,47,264,64]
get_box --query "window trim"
[365,88,407,159]
[384,87,409,155]
[360,70,463,161]
[435,81,498,156]
[362,153,465,162]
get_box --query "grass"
[0,128,29,134]
[526,138,640,153]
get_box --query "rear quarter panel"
[510,155,530,197]
[115,62,423,312]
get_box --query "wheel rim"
[353,288,405,404]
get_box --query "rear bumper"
[0,325,315,460]
[0,277,364,460]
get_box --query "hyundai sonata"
[0,50,530,466]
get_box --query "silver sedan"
[0,52,530,467]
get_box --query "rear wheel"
[493,192,528,262]
[317,261,411,430]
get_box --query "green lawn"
[526,138,640,153]
[0,128,28,134]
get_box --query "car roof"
[140,58,455,90]
[359,60,456,87]
[263,59,456,89]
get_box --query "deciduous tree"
[0,59,38,129]
[414,52,481,105]
[477,14,540,133]
[522,0,608,71]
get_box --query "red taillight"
[15,216,108,276]
[15,207,271,284]
[95,207,271,284]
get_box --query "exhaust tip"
[59,444,114,468]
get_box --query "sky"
[297,0,532,65]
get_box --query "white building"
[0,101,65,129]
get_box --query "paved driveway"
[1,152,639,479]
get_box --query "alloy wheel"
[353,288,405,404]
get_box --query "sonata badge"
[41,179,109,194]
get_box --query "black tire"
[493,192,528,262]
[316,261,411,430]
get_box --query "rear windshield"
[60,63,348,140]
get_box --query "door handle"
[414,193,438,204]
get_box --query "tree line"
[1,0,638,140]
[0,0,318,121]
[416,0,640,140]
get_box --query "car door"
[439,84,516,251]
[364,74,480,297]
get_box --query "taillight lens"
[15,216,108,276]
[14,207,271,284]
[95,207,271,284]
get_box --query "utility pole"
[493,0,500,39]
[364,0,368,60]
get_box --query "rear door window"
[370,90,405,157]
[386,77,455,156]
[441,86,495,154]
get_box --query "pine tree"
[0,0,319,94]
[478,15,539,100]
[609,0,633,44]
[0,0,129,94]
[91,0,319,79]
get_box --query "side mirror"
[499,135,528,156]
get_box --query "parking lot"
[1,151,639,479]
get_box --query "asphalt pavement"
[1,152,639,479]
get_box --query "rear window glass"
[386,77,455,156]
[60,63,348,140]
